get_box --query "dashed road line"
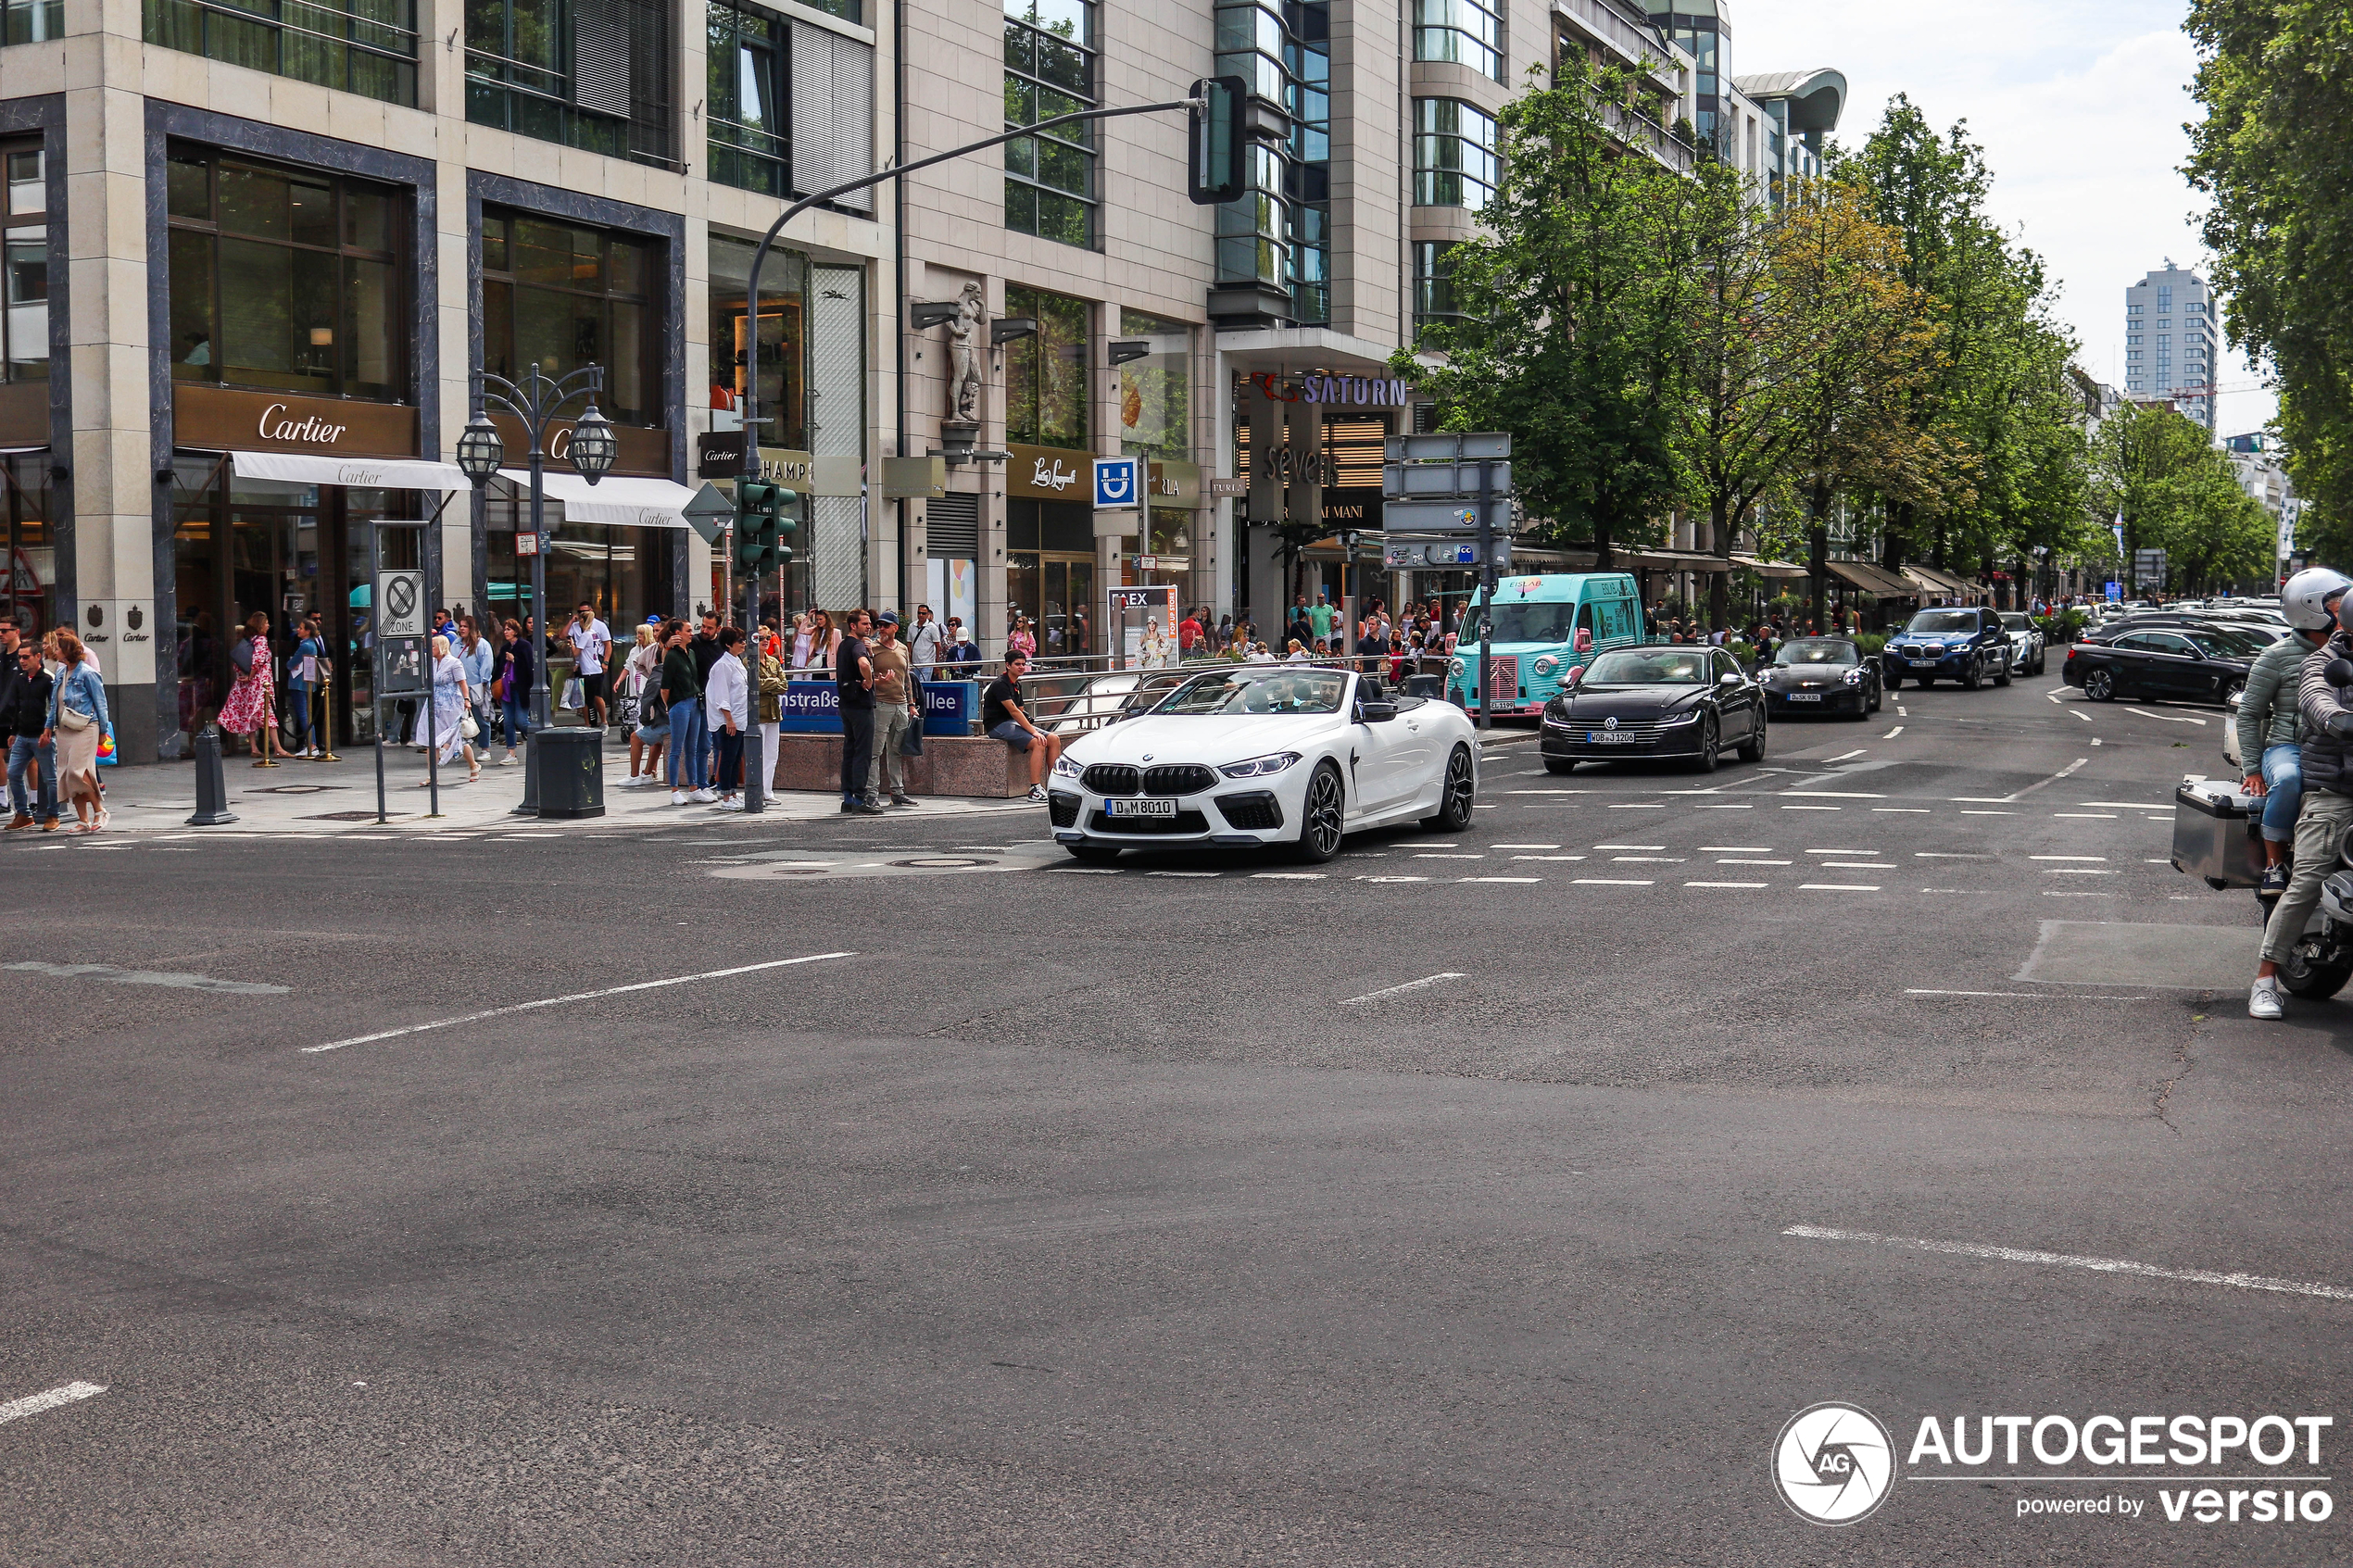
[1883,726,1905,738]
[0,1383,107,1426]
[1341,972,1466,1005]
[1800,883,1880,891]
[1573,877,1654,886]
[3,961,289,997]
[1783,1223,2353,1302]
[1685,880,1767,889]
[2126,708,2207,726]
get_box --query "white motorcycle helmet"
[2281,566,2352,632]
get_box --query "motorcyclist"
[2240,568,2351,895]
[2250,575,2353,1020]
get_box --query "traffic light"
[734,480,799,573]
[1188,76,1249,205]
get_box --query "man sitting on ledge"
[984,652,1061,803]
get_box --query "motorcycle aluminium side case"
[2322,872,2353,925]
[2172,778,2267,890]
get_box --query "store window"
[484,495,673,628]
[707,0,786,196]
[5,0,60,44]
[166,146,408,403]
[1412,0,1500,81]
[1006,499,1095,659]
[1004,283,1088,448]
[465,0,675,166]
[481,207,661,428]
[1003,0,1097,247]
[1118,308,1189,462]
[144,0,418,106]
[3,142,46,385]
[707,232,806,450]
[1414,98,1497,209]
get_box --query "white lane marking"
[4,961,288,997]
[2005,757,2090,802]
[1052,867,1120,873]
[1780,790,1884,799]
[2032,855,2108,861]
[2093,738,2104,746]
[1512,854,1585,860]
[1783,1223,2353,1303]
[1504,789,1591,796]
[2046,690,2063,703]
[1473,804,1501,809]
[1883,726,1905,737]
[1341,972,1466,1005]
[1147,871,1220,877]
[1800,883,1880,891]
[2044,891,2115,897]
[1904,989,2151,999]
[2145,858,2173,863]
[1717,859,1790,865]
[1357,875,1428,883]
[1803,848,1873,854]
[1613,855,1684,862]
[2071,709,2093,721]
[0,1382,107,1425]
[1699,846,1771,852]
[1821,861,1896,870]
[1685,881,1767,888]
[2126,707,2208,726]
[2078,800,2171,809]
[2045,869,2118,875]
[1461,876,1541,884]
[1917,852,1993,859]
[1961,809,2015,815]
[1823,749,1868,762]
[1897,706,1908,715]
[1413,853,1485,859]
[1606,804,1667,809]
[1782,806,1843,811]
[1593,843,1665,849]
[1692,804,1755,809]
[2055,812,2118,819]
[1874,807,1932,813]
[301,952,856,1054]
[1573,877,1653,885]
[1491,843,1560,849]
[1252,872,1326,879]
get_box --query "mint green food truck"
[1446,572,1646,715]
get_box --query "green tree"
[2187,0,2353,561]
[2088,402,2216,569]
[1396,58,1700,570]
[2155,454,2273,592]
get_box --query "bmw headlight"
[1051,756,1083,780]
[1532,654,1560,676]
[1219,750,1302,779]
[1448,658,1466,678]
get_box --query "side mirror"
[2328,659,2353,690]
[1564,664,1584,684]
[1360,700,1399,722]
[1718,671,1742,685]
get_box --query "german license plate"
[1790,693,1823,702]
[1909,659,1937,668]
[1586,732,1636,745]
[1106,797,1178,818]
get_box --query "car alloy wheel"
[1424,744,1476,831]
[2084,668,2116,702]
[1295,763,1346,862]
[1691,713,1720,773]
[1738,712,1768,761]
[2221,677,2246,707]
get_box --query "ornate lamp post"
[456,365,617,725]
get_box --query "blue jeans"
[668,701,709,788]
[2261,742,2304,844]
[289,684,318,749]
[7,734,56,821]
[500,695,533,749]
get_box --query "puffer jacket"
[2239,632,2320,763]
[2295,630,2353,796]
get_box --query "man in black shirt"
[984,651,1061,803]
[4,641,57,830]
[836,608,882,814]
[690,611,724,686]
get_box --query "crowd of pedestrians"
[1,620,109,834]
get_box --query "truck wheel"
[2280,946,2353,999]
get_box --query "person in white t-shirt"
[568,602,612,728]
[906,602,946,679]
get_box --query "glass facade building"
[1002,0,1098,247]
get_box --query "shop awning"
[1730,552,1812,579]
[231,449,471,491]
[1827,559,1917,596]
[1551,548,1730,571]
[1902,564,1982,598]
[495,470,699,529]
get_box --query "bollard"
[185,723,237,825]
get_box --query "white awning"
[496,470,698,529]
[230,449,471,491]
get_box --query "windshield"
[1151,668,1347,715]
[1775,639,1857,667]
[1470,603,1578,645]
[1586,648,1707,684]
[1906,610,1982,633]
[1999,613,2032,631]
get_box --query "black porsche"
[1539,645,1766,774]
[1757,636,1883,720]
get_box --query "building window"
[707,0,786,196]
[1413,0,1501,82]
[1003,0,1097,248]
[1118,308,1189,462]
[2,144,46,385]
[1413,241,1466,337]
[708,232,805,451]
[1414,98,1497,209]
[1214,0,1327,322]
[466,0,676,168]
[480,207,661,428]
[143,0,418,106]
[5,0,61,43]
[1003,283,1088,448]
[166,146,408,402]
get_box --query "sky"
[1735,0,2277,439]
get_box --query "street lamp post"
[455,365,619,727]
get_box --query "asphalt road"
[6,664,2351,1565]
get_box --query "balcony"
[1599,99,1695,173]
[1554,0,1683,93]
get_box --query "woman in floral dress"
[217,612,279,767]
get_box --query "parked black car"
[1757,637,1883,719]
[1882,608,2013,690]
[1540,645,1766,773]
[2061,626,2253,706]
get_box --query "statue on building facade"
[946,281,986,425]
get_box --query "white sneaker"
[670,790,688,806]
[1026,784,1048,802]
[616,773,641,788]
[690,787,719,804]
[2250,977,2284,1021]
[715,796,746,811]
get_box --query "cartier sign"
[1008,443,1092,501]
[491,414,671,477]
[173,384,419,458]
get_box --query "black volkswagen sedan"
[1540,646,1766,773]
[2061,625,2253,706]
[1758,636,1883,719]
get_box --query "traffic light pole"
[1476,458,1494,734]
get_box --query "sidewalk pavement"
[68,745,1041,841]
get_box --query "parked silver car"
[1997,611,2046,676]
